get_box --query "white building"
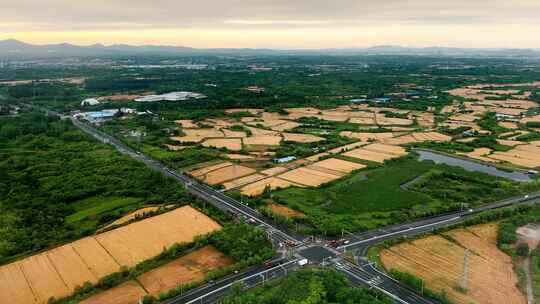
[134,92,206,102]
[81,98,100,106]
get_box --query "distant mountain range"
[1,39,540,59]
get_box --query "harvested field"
[497,139,524,146]
[362,143,407,156]
[450,113,478,122]
[243,135,282,146]
[175,120,198,128]
[102,206,160,229]
[70,237,122,279]
[278,167,342,187]
[0,263,37,304]
[305,152,331,162]
[245,126,280,136]
[222,173,266,190]
[222,129,247,138]
[202,138,242,151]
[0,207,215,304]
[200,165,256,185]
[95,206,221,267]
[172,128,224,143]
[241,177,304,196]
[190,162,233,178]
[282,133,324,143]
[490,107,526,116]
[310,158,366,173]
[342,148,400,163]
[138,245,233,296]
[328,142,368,154]
[226,154,255,160]
[521,115,540,124]
[349,117,376,125]
[458,148,497,163]
[80,281,147,304]
[18,253,72,303]
[270,121,301,132]
[382,135,417,145]
[499,122,518,129]
[260,166,289,176]
[267,203,306,218]
[381,223,525,304]
[412,132,452,142]
[375,114,413,126]
[339,131,396,142]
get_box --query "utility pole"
[459,249,470,292]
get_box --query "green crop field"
[270,155,538,235]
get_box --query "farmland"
[380,223,525,304]
[265,155,534,235]
[0,206,221,304]
[81,245,233,304]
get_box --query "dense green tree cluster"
[223,269,392,304]
[0,113,189,262]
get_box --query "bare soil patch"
[282,132,324,143]
[202,138,243,151]
[243,135,282,146]
[138,245,233,296]
[80,281,146,304]
[267,203,306,218]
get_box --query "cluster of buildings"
[73,108,136,124]
[134,91,206,102]
[81,91,206,106]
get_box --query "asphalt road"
[35,108,540,304]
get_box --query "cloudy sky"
[1,0,540,48]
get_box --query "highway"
[31,106,540,304]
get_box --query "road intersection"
[32,106,540,304]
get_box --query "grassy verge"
[66,197,143,223]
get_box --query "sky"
[1,0,540,49]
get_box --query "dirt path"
[523,257,534,304]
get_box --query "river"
[416,150,533,182]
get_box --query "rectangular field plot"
[199,164,257,185]
[310,158,366,173]
[240,177,304,196]
[0,206,220,304]
[222,173,266,190]
[138,245,233,296]
[79,281,147,304]
[362,143,407,156]
[278,167,342,187]
[96,206,222,267]
[202,138,242,151]
[380,223,525,304]
[190,162,233,178]
[342,148,399,163]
